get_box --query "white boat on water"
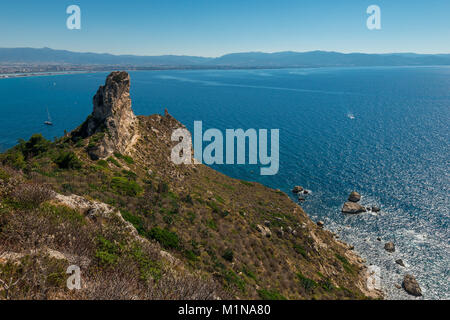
[44,107,53,125]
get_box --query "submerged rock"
[348,191,361,202]
[371,206,381,212]
[342,202,366,214]
[384,242,395,253]
[402,274,422,296]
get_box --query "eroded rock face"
[342,201,366,214]
[402,274,422,296]
[72,71,138,159]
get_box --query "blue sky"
[0,0,449,56]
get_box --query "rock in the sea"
[342,202,366,214]
[303,190,309,195]
[377,237,382,241]
[298,196,306,202]
[317,220,324,227]
[402,274,422,296]
[292,186,303,193]
[371,206,381,212]
[348,191,361,202]
[395,259,405,267]
[384,242,395,252]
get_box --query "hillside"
[0,71,382,300]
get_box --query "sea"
[0,66,448,299]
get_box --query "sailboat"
[44,107,53,125]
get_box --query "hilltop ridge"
[1,47,449,69]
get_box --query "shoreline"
[0,70,105,79]
[1,64,449,80]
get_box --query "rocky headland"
[0,71,383,300]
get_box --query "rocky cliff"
[72,71,138,160]
[0,71,382,300]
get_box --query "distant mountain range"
[1,47,450,68]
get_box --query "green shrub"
[157,181,169,193]
[163,215,173,225]
[293,244,308,259]
[207,219,217,230]
[335,253,355,274]
[107,157,121,168]
[182,194,194,205]
[0,168,10,181]
[130,245,161,280]
[148,227,179,249]
[61,183,74,193]
[54,151,82,169]
[222,248,234,262]
[184,249,198,262]
[1,150,26,169]
[74,139,85,148]
[121,210,146,236]
[296,272,317,292]
[97,160,108,167]
[207,201,220,213]
[41,203,84,225]
[110,176,142,196]
[319,278,334,292]
[224,270,246,293]
[121,169,137,180]
[95,236,120,266]
[19,134,51,158]
[114,152,134,164]
[220,210,230,218]
[186,212,196,223]
[257,289,286,300]
[242,265,257,280]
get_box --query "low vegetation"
[0,111,371,300]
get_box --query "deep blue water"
[0,67,449,299]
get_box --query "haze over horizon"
[1,0,449,57]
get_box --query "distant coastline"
[1,64,449,80]
[1,47,449,77]
[0,71,99,79]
